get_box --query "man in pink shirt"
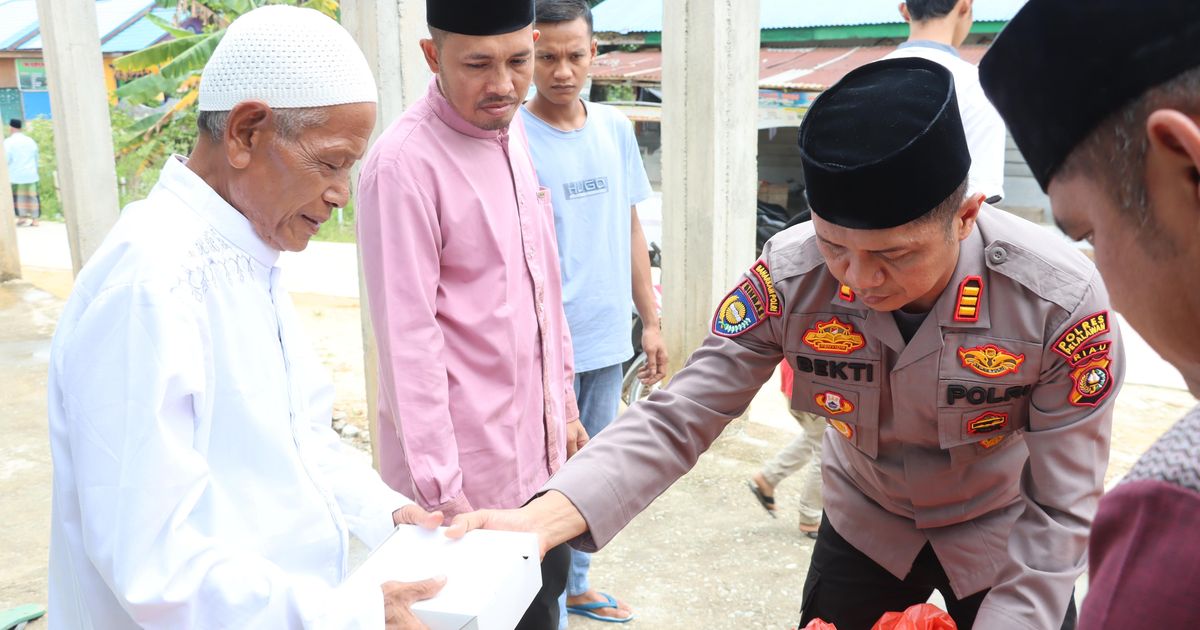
[357,1,585,627]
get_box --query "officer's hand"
[566,419,589,458]
[447,492,587,558]
[638,327,668,386]
[392,504,443,530]
[381,577,445,630]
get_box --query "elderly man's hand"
[381,577,445,630]
[566,419,589,459]
[392,504,443,530]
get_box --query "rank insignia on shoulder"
[953,276,984,323]
[815,391,854,416]
[958,344,1025,378]
[1070,355,1114,407]
[750,262,783,317]
[829,419,854,440]
[1054,311,1110,360]
[713,280,768,338]
[966,411,1009,435]
[839,284,855,302]
[802,316,866,355]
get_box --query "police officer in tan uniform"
[451,57,1122,630]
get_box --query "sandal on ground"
[567,593,634,623]
[747,479,777,518]
[0,604,46,630]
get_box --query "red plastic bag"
[871,604,957,630]
[801,619,838,630]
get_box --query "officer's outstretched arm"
[541,253,791,553]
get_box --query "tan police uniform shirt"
[543,206,1122,630]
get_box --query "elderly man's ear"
[1144,109,1200,233]
[224,101,274,169]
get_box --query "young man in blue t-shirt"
[521,0,666,625]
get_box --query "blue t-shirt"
[521,102,653,372]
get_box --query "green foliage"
[111,106,198,207]
[21,119,61,221]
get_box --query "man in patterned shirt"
[981,1,1200,627]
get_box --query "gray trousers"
[760,409,825,525]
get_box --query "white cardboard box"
[338,526,541,630]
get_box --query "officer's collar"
[933,225,991,330]
[824,223,990,331]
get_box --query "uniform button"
[989,247,1008,264]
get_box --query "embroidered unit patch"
[839,284,855,302]
[953,276,984,323]
[966,411,1009,435]
[802,316,866,355]
[1069,340,1111,367]
[1054,311,1110,360]
[712,281,767,338]
[751,262,783,316]
[815,391,855,416]
[980,435,1006,449]
[1070,355,1114,407]
[958,344,1025,378]
[829,419,854,440]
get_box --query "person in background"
[521,0,665,624]
[889,0,1007,202]
[980,1,1200,627]
[46,7,443,628]
[747,361,825,540]
[356,1,586,627]
[4,118,40,226]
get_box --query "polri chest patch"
[958,344,1025,378]
[802,316,866,355]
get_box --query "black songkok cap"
[8,119,21,129]
[799,57,970,230]
[980,0,1200,192]
[427,0,534,36]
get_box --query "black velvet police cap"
[427,0,534,36]
[799,57,970,230]
[980,0,1200,192]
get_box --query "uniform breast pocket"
[790,375,882,459]
[936,400,1028,466]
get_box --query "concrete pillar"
[35,0,121,275]
[660,0,762,368]
[342,0,430,467]
[0,140,21,281]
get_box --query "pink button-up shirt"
[357,78,578,516]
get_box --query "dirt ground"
[2,268,1196,629]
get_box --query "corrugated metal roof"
[0,0,41,49]
[594,0,1029,34]
[2,0,170,53]
[591,45,988,91]
[102,6,174,53]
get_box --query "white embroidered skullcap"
[198,5,377,111]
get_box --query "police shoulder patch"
[713,280,768,338]
[953,276,984,323]
[750,261,783,316]
[1054,311,1110,360]
[1069,354,1114,407]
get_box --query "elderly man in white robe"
[46,7,444,629]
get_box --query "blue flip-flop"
[566,592,634,623]
[0,604,45,630]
